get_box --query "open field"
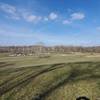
[0,53,100,100]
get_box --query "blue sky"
[0,0,100,46]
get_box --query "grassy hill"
[0,53,100,100]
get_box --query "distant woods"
[0,45,100,55]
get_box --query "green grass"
[0,53,100,100]
[0,53,100,68]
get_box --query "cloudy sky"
[0,0,100,46]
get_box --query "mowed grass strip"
[0,63,65,97]
[0,57,100,100]
[45,62,100,100]
[2,63,70,100]
[0,63,49,85]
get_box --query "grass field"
[0,53,100,100]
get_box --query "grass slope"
[0,53,100,100]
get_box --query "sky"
[0,0,100,46]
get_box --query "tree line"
[0,45,100,54]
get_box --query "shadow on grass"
[32,61,100,100]
[0,63,66,96]
[0,61,100,99]
[0,62,14,68]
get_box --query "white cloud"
[28,15,38,22]
[0,3,85,25]
[63,12,85,25]
[49,12,58,20]
[22,13,42,23]
[0,3,20,20]
[0,3,42,22]
[62,20,72,24]
[0,3,16,14]
[71,12,85,20]
[43,12,58,21]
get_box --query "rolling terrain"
[0,53,100,100]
